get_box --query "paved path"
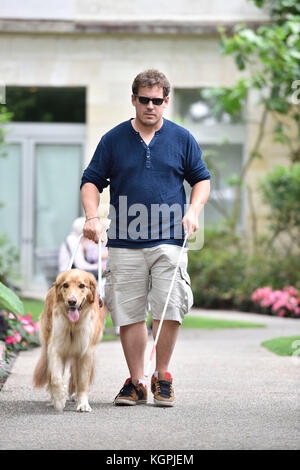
[0,309,300,450]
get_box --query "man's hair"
[132,69,170,98]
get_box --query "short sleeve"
[80,137,111,193]
[184,133,211,186]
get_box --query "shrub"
[251,286,300,318]
[188,228,247,309]
[0,340,15,386]
[260,164,300,251]
[0,234,20,288]
[188,228,300,312]
[0,281,40,385]
[0,310,39,352]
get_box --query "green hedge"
[188,228,300,311]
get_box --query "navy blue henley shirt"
[80,118,210,248]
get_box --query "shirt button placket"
[146,147,151,168]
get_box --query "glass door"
[34,143,82,280]
[2,123,86,294]
[0,143,21,247]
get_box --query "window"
[6,86,86,123]
[175,88,246,230]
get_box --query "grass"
[182,315,265,329]
[22,298,44,322]
[261,336,300,356]
[21,299,266,330]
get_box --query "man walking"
[80,69,210,406]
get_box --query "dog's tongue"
[68,308,80,323]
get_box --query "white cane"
[144,233,189,378]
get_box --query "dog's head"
[54,269,97,323]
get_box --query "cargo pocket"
[103,269,113,312]
[179,266,194,314]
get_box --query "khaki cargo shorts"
[103,244,194,327]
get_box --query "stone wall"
[0,0,290,235]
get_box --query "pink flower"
[23,324,35,335]
[5,336,17,344]
[252,285,300,317]
[21,314,33,325]
[252,287,273,305]
[261,297,272,307]
[8,312,15,319]
[13,330,22,343]
[283,286,296,296]
[285,301,293,311]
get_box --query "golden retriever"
[33,269,104,412]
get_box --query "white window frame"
[184,121,248,231]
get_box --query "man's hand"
[182,205,200,238]
[183,180,210,237]
[83,218,107,245]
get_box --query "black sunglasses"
[135,95,165,106]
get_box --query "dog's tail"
[33,344,48,388]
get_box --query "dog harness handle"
[67,233,83,271]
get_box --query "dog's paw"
[76,402,92,412]
[53,399,66,412]
[69,393,77,402]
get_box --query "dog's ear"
[54,272,65,302]
[87,274,97,303]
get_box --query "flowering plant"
[0,310,40,352]
[0,339,16,384]
[251,286,300,318]
[0,281,40,386]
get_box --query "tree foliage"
[201,0,300,246]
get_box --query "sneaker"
[114,378,147,406]
[151,371,175,407]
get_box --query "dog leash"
[67,233,83,271]
[144,232,189,378]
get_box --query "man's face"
[131,85,169,128]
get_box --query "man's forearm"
[189,179,210,215]
[81,182,100,218]
[182,179,210,235]
[81,183,105,243]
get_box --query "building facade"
[0,0,287,295]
